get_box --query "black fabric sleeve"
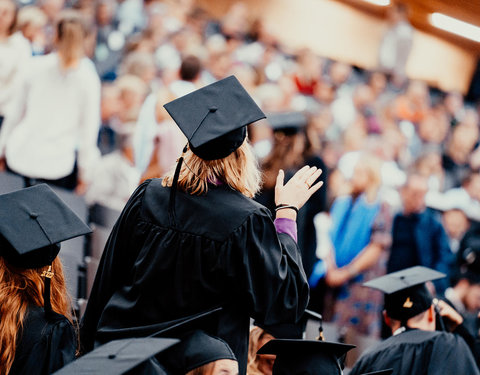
[228,209,310,326]
[429,333,480,375]
[80,180,150,353]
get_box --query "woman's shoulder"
[22,306,74,337]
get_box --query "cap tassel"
[168,144,188,227]
[41,265,54,315]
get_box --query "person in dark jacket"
[80,76,323,374]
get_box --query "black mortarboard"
[0,184,91,269]
[53,338,179,375]
[257,339,355,375]
[361,370,394,375]
[267,111,307,136]
[164,75,265,161]
[158,330,237,375]
[363,266,446,322]
[254,309,324,340]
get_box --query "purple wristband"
[274,218,297,243]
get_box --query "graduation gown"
[349,329,480,375]
[80,179,309,375]
[9,306,76,375]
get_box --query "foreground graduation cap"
[361,370,393,375]
[0,184,91,314]
[163,75,266,226]
[164,75,266,161]
[53,338,179,375]
[0,184,91,269]
[363,266,446,322]
[158,330,237,375]
[257,339,355,375]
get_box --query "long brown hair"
[56,10,87,66]
[0,257,72,375]
[163,140,262,198]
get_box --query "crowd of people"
[1,0,480,373]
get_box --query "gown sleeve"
[228,208,310,326]
[428,333,480,375]
[80,180,150,353]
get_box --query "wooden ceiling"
[337,0,480,54]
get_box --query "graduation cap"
[267,111,308,136]
[163,76,265,226]
[257,339,355,375]
[158,330,237,375]
[255,309,324,340]
[361,370,394,375]
[0,184,91,314]
[363,266,446,322]
[52,337,179,375]
[0,184,91,269]
[164,75,265,161]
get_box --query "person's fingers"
[308,180,324,196]
[292,165,310,181]
[275,169,285,190]
[306,168,322,187]
[302,166,318,185]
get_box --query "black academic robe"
[9,306,76,375]
[349,329,480,375]
[80,179,309,375]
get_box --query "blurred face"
[0,0,15,37]
[209,359,238,375]
[442,210,469,240]
[351,164,369,194]
[464,284,480,312]
[402,176,428,214]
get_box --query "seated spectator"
[387,173,451,294]
[16,5,48,55]
[85,121,141,211]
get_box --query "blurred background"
[0,0,480,367]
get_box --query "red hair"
[0,257,72,374]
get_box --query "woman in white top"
[0,0,31,126]
[0,10,101,191]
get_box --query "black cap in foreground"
[0,184,91,269]
[257,339,355,375]
[363,266,446,321]
[53,338,179,375]
[158,330,237,374]
[361,370,394,375]
[164,75,265,160]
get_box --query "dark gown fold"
[80,179,309,374]
[10,306,76,375]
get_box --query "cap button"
[30,212,38,219]
[209,106,218,112]
[108,354,116,359]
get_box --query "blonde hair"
[0,256,73,375]
[56,10,87,66]
[163,140,261,198]
[17,6,47,30]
